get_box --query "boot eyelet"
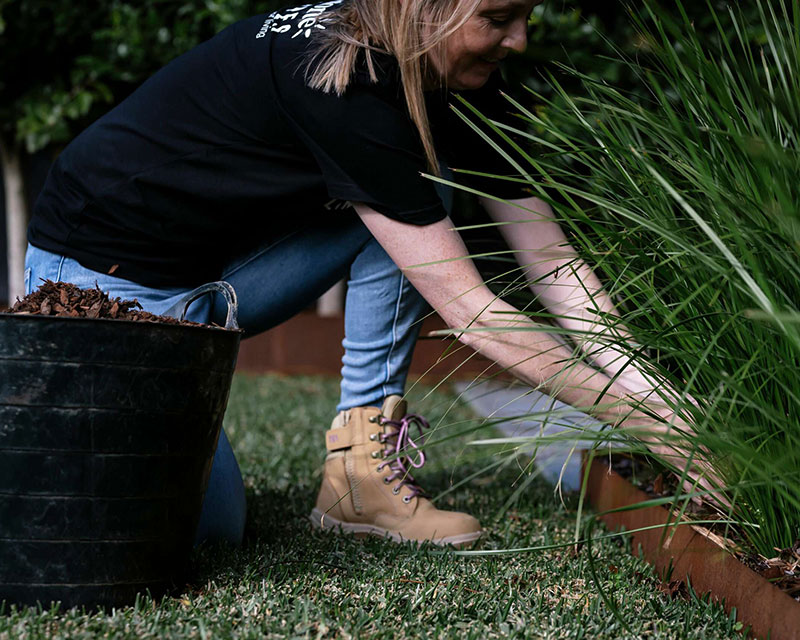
[392,486,400,495]
[383,477,391,484]
[368,415,379,423]
[369,433,378,441]
[402,495,412,504]
[371,451,380,459]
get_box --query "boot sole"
[309,508,483,548]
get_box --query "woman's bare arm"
[354,203,679,440]
[356,202,720,500]
[478,195,683,404]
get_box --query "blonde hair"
[306,0,483,174]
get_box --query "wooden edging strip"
[585,459,800,640]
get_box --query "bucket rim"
[0,311,244,334]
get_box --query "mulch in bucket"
[9,280,204,324]
[1,280,242,610]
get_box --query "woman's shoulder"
[248,3,400,95]
[250,2,347,62]
[256,1,346,39]
[352,49,400,90]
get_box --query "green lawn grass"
[0,374,746,639]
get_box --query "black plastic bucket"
[0,281,242,610]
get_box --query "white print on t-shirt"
[255,0,343,39]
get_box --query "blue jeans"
[24,214,429,545]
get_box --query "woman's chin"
[447,75,491,91]
[446,66,496,91]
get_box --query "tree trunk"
[0,136,29,305]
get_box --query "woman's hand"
[478,195,696,406]
[619,399,729,509]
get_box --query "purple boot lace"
[376,413,430,501]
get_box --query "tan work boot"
[309,396,482,546]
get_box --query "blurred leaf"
[0,0,286,149]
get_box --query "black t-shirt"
[29,2,527,287]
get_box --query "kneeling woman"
[26,0,685,546]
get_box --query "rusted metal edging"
[585,459,800,640]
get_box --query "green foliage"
[0,0,284,152]
[473,0,800,555]
[506,1,633,99]
[0,0,107,150]
[88,0,278,87]
[503,0,767,147]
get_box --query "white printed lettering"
[255,14,274,38]
[258,1,344,41]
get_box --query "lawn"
[0,374,746,639]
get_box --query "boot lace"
[376,413,430,500]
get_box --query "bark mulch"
[4,279,203,326]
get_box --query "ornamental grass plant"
[451,0,800,557]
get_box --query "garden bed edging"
[585,457,800,640]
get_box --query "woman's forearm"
[356,205,689,455]
[435,288,652,429]
[480,195,672,400]
[356,205,707,496]
[437,290,700,472]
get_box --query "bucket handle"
[165,281,239,330]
